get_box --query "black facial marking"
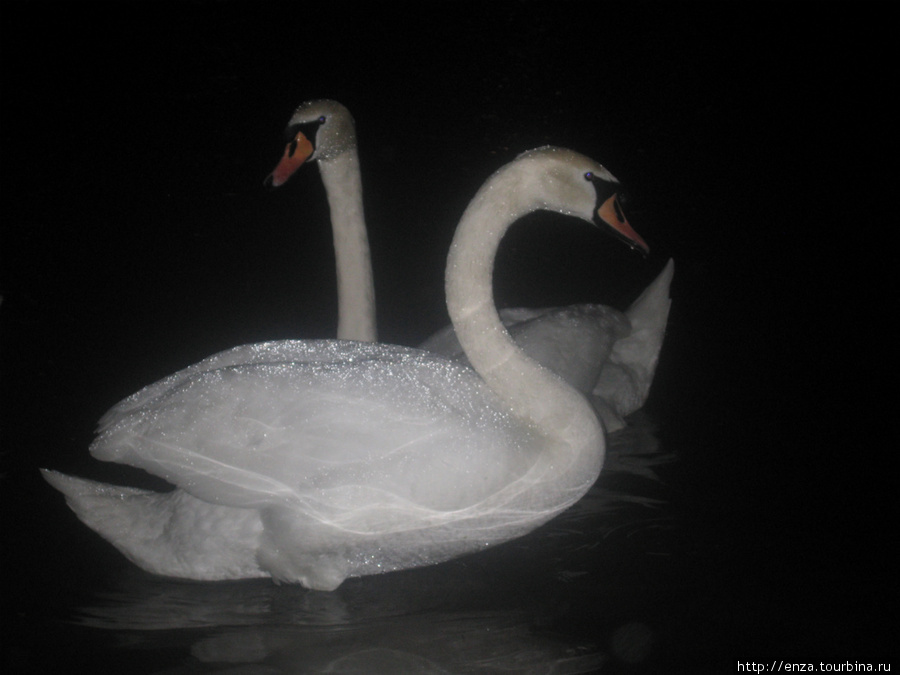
[283,117,327,145]
[586,172,618,205]
[613,196,626,223]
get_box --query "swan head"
[265,99,356,188]
[510,147,649,256]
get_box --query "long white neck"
[445,162,604,484]
[317,149,377,342]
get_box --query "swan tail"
[624,258,674,335]
[594,259,674,416]
[41,469,170,539]
[40,469,265,580]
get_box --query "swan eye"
[318,116,326,124]
[584,172,593,182]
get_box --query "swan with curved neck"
[268,100,670,431]
[43,147,647,591]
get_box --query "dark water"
[2,3,893,672]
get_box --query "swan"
[266,100,376,341]
[266,100,672,431]
[42,146,649,591]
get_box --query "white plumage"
[44,146,649,590]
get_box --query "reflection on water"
[44,414,674,673]
[88,603,610,673]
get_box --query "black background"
[2,1,893,669]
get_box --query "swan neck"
[445,169,604,469]
[317,150,377,342]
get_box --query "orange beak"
[265,131,315,187]
[597,193,649,256]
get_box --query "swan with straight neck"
[266,100,376,342]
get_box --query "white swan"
[42,147,648,591]
[267,100,672,431]
[266,100,376,342]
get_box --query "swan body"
[44,147,647,590]
[269,100,671,431]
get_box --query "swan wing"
[97,341,343,429]
[90,340,539,516]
